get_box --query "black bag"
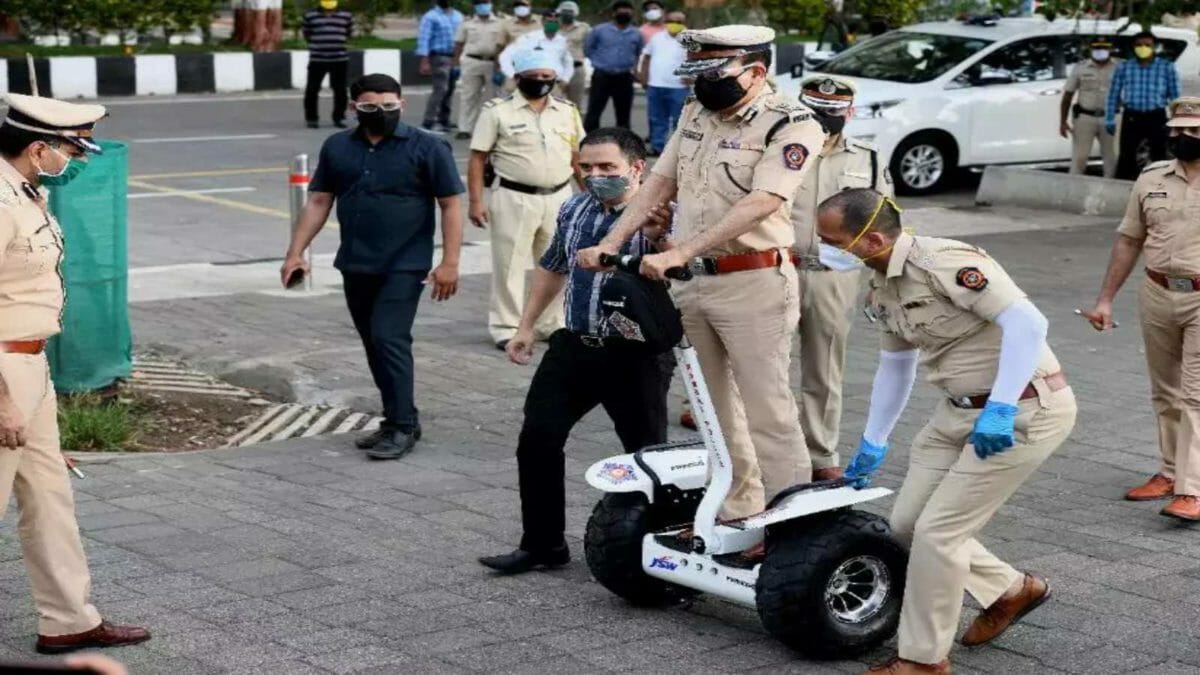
[599,271,684,353]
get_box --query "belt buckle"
[686,258,713,276]
[1168,276,1195,292]
[796,254,826,272]
[948,395,973,409]
[579,335,605,348]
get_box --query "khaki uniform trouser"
[457,56,496,135]
[1070,113,1116,178]
[487,184,568,342]
[892,384,1077,664]
[797,267,862,469]
[0,353,102,636]
[1138,276,1200,495]
[564,66,587,109]
[673,262,811,519]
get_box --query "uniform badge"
[819,79,837,95]
[955,267,988,291]
[782,143,809,170]
[1146,190,1169,199]
[680,128,703,141]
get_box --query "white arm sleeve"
[989,299,1049,405]
[863,349,920,446]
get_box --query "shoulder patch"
[782,143,809,170]
[955,267,988,291]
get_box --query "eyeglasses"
[696,63,756,81]
[353,101,402,113]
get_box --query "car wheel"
[891,132,957,196]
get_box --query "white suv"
[777,17,1200,194]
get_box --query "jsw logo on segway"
[649,556,679,571]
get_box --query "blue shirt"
[1106,57,1180,124]
[584,22,644,73]
[416,7,463,56]
[540,193,650,337]
[310,124,464,274]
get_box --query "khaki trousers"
[1070,114,1117,178]
[891,384,1076,664]
[0,353,102,637]
[564,66,587,109]
[673,262,811,519]
[798,268,862,469]
[1138,277,1200,495]
[487,184,568,342]
[457,56,496,135]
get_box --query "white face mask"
[514,5,531,17]
[1091,49,1110,61]
[34,146,71,179]
[644,8,663,21]
[817,242,864,272]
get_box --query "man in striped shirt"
[1106,31,1181,179]
[302,0,354,129]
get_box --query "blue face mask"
[817,242,864,271]
[475,3,492,14]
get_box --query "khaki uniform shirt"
[498,16,542,50]
[559,22,591,62]
[791,133,892,255]
[1064,58,1120,112]
[456,16,506,59]
[1118,159,1200,275]
[868,233,1061,397]
[0,159,65,341]
[470,93,584,188]
[652,88,827,255]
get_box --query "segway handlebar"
[599,253,693,281]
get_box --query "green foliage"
[2,0,219,42]
[58,394,138,452]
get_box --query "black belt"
[573,60,583,67]
[466,53,495,60]
[570,332,617,348]
[498,177,571,195]
[429,51,454,57]
[1124,108,1166,117]
[1073,104,1103,117]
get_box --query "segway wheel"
[584,492,693,606]
[755,509,907,660]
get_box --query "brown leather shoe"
[37,621,151,654]
[813,466,845,481]
[863,656,951,674]
[960,574,1049,647]
[1162,495,1200,521]
[680,410,696,430]
[1125,473,1175,501]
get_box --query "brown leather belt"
[1147,268,1200,292]
[686,249,786,275]
[0,339,47,355]
[949,371,1068,409]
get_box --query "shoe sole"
[1126,493,1174,502]
[356,427,421,451]
[1161,507,1200,521]
[366,447,415,461]
[479,560,569,575]
[961,582,1051,647]
[37,635,151,655]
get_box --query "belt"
[790,252,829,272]
[1147,268,1200,292]
[498,177,571,195]
[0,339,46,355]
[1073,104,1103,117]
[948,372,1068,409]
[428,51,454,57]
[466,53,495,60]
[571,332,617,348]
[686,249,786,276]
[574,60,583,67]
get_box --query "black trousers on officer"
[305,60,349,124]
[1117,108,1168,180]
[342,271,425,431]
[584,70,635,132]
[517,330,674,553]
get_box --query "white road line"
[126,384,254,397]
[334,413,366,435]
[362,418,382,432]
[243,404,304,445]
[97,89,435,106]
[128,187,256,199]
[227,404,285,447]
[133,134,277,144]
[302,408,345,437]
[272,408,319,442]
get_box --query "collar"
[515,94,563,111]
[1164,159,1189,179]
[0,157,38,198]
[726,86,772,124]
[822,133,850,157]
[885,231,915,279]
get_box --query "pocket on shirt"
[713,148,761,199]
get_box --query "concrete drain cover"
[130,357,257,398]
[225,404,385,447]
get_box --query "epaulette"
[908,238,987,273]
[551,95,577,108]
[684,94,696,105]
[762,95,812,123]
[482,96,505,109]
[0,177,20,208]
[846,136,880,153]
[1141,159,1173,174]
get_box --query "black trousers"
[342,271,426,430]
[584,70,634,132]
[305,60,348,123]
[517,330,674,552]
[1117,108,1168,180]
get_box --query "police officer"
[1060,38,1119,177]
[452,0,506,140]
[820,188,1076,675]
[0,94,150,654]
[1082,97,1200,520]
[469,50,584,349]
[793,75,891,481]
[556,1,592,108]
[579,25,827,532]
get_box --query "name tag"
[680,129,703,141]
[1147,190,1169,199]
[718,140,764,150]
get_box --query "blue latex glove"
[1105,121,1117,135]
[450,66,462,81]
[844,437,888,488]
[492,71,507,87]
[970,400,1019,459]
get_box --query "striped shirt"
[1106,57,1180,124]
[416,8,463,57]
[302,10,353,63]
[541,193,651,337]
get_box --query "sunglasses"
[353,101,402,113]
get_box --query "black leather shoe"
[495,339,510,352]
[366,428,420,460]
[479,545,570,574]
[355,425,392,450]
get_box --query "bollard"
[288,153,313,291]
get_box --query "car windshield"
[819,31,994,83]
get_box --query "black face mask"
[1170,134,1200,161]
[359,110,401,136]
[693,75,747,112]
[615,12,633,25]
[517,77,555,99]
[436,0,450,6]
[815,111,846,135]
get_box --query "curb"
[975,166,1132,217]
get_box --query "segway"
[583,254,907,659]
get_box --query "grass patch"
[58,394,139,452]
[0,35,413,59]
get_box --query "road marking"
[130,166,284,180]
[128,187,256,199]
[127,179,291,219]
[133,133,277,144]
[97,88,434,106]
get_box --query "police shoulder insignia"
[847,137,879,152]
[482,97,504,109]
[684,94,697,105]
[782,143,809,170]
[552,95,577,107]
[1142,159,1172,173]
[955,266,988,291]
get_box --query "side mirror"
[790,63,804,79]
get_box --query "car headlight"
[853,100,903,119]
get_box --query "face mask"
[436,0,450,7]
[475,3,492,14]
[585,173,632,202]
[514,5,531,17]
[358,109,401,136]
[544,21,560,33]
[817,243,864,271]
[1091,48,1110,61]
[1170,134,1200,161]
[1134,45,1154,59]
[693,74,748,111]
[559,11,575,22]
[615,12,633,25]
[644,8,663,21]
[517,77,555,99]
[666,22,685,36]
[815,111,847,135]
[35,146,86,187]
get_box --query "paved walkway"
[4,216,1200,673]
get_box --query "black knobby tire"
[584,492,692,606]
[755,509,907,660]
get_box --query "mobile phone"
[286,268,306,289]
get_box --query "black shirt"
[310,124,464,274]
